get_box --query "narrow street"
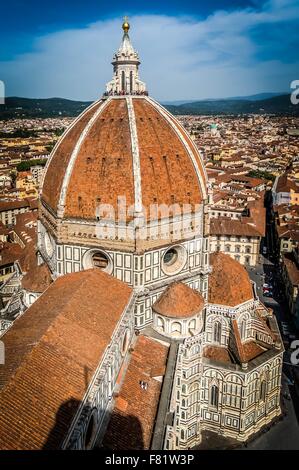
[244,192,299,449]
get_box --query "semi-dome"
[209,252,254,307]
[41,96,207,222]
[153,282,205,318]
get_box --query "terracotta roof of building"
[0,242,23,267]
[0,269,132,450]
[153,282,205,318]
[210,212,265,238]
[283,253,299,286]
[21,262,52,293]
[0,198,30,212]
[10,211,37,246]
[0,221,9,236]
[232,320,266,363]
[103,335,169,450]
[17,240,37,273]
[203,345,233,364]
[277,227,299,242]
[216,173,264,189]
[41,97,207,222]
[276,174,299,193]
[209,252,253,307]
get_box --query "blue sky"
[0,0,298,100]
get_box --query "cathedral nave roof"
[0,268,132,449]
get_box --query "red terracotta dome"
[41,96,207,222]
[153,282,205,318]
[209,252,254,307]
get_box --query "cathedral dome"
[209,252,254,307]
[41,20,207,224]
[41,96,207,222]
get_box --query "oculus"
[162,245,187,276]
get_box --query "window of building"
[213,321,222,343]
[162,245,187,276]
[157,316,165,332]
[121,329,130,356]
[235,245,241,253]
[245,246,251,254]
[241,320,246,340]
[84,410,97,450]
[172,322,182,335]
[130,71,133,93]
[210,385,219,408]
[245,256,250,264]
[163,248,178,266]
[225,244,231,252]
[260,380,267,402]
[121,71,125,91]
[92,251,109,269]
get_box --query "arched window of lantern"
[130,71,133,93]
[121,71,125,91]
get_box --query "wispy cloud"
[0,0,298,100]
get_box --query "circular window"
[92,251,109,269]
[162,245,187,276]
[163,248,178,266]
[84,409,97,450]
[83,249,113,274]
[44,232,54,258]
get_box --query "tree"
[17,159,47,172]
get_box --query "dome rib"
[41,96,208,222]
[126,96,143,216]
[57,97,113,217]
[41,100,104,213]
[145,97,207,201]
[41,98,102,192]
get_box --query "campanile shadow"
[43,398,81,450]
[43,399,144,450]
[100,410,145,450]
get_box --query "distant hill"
[0,97,92,119]
[218,92,288,102]
[0,93,297,119]
[165,94,299,116]
[162,92,287,105]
